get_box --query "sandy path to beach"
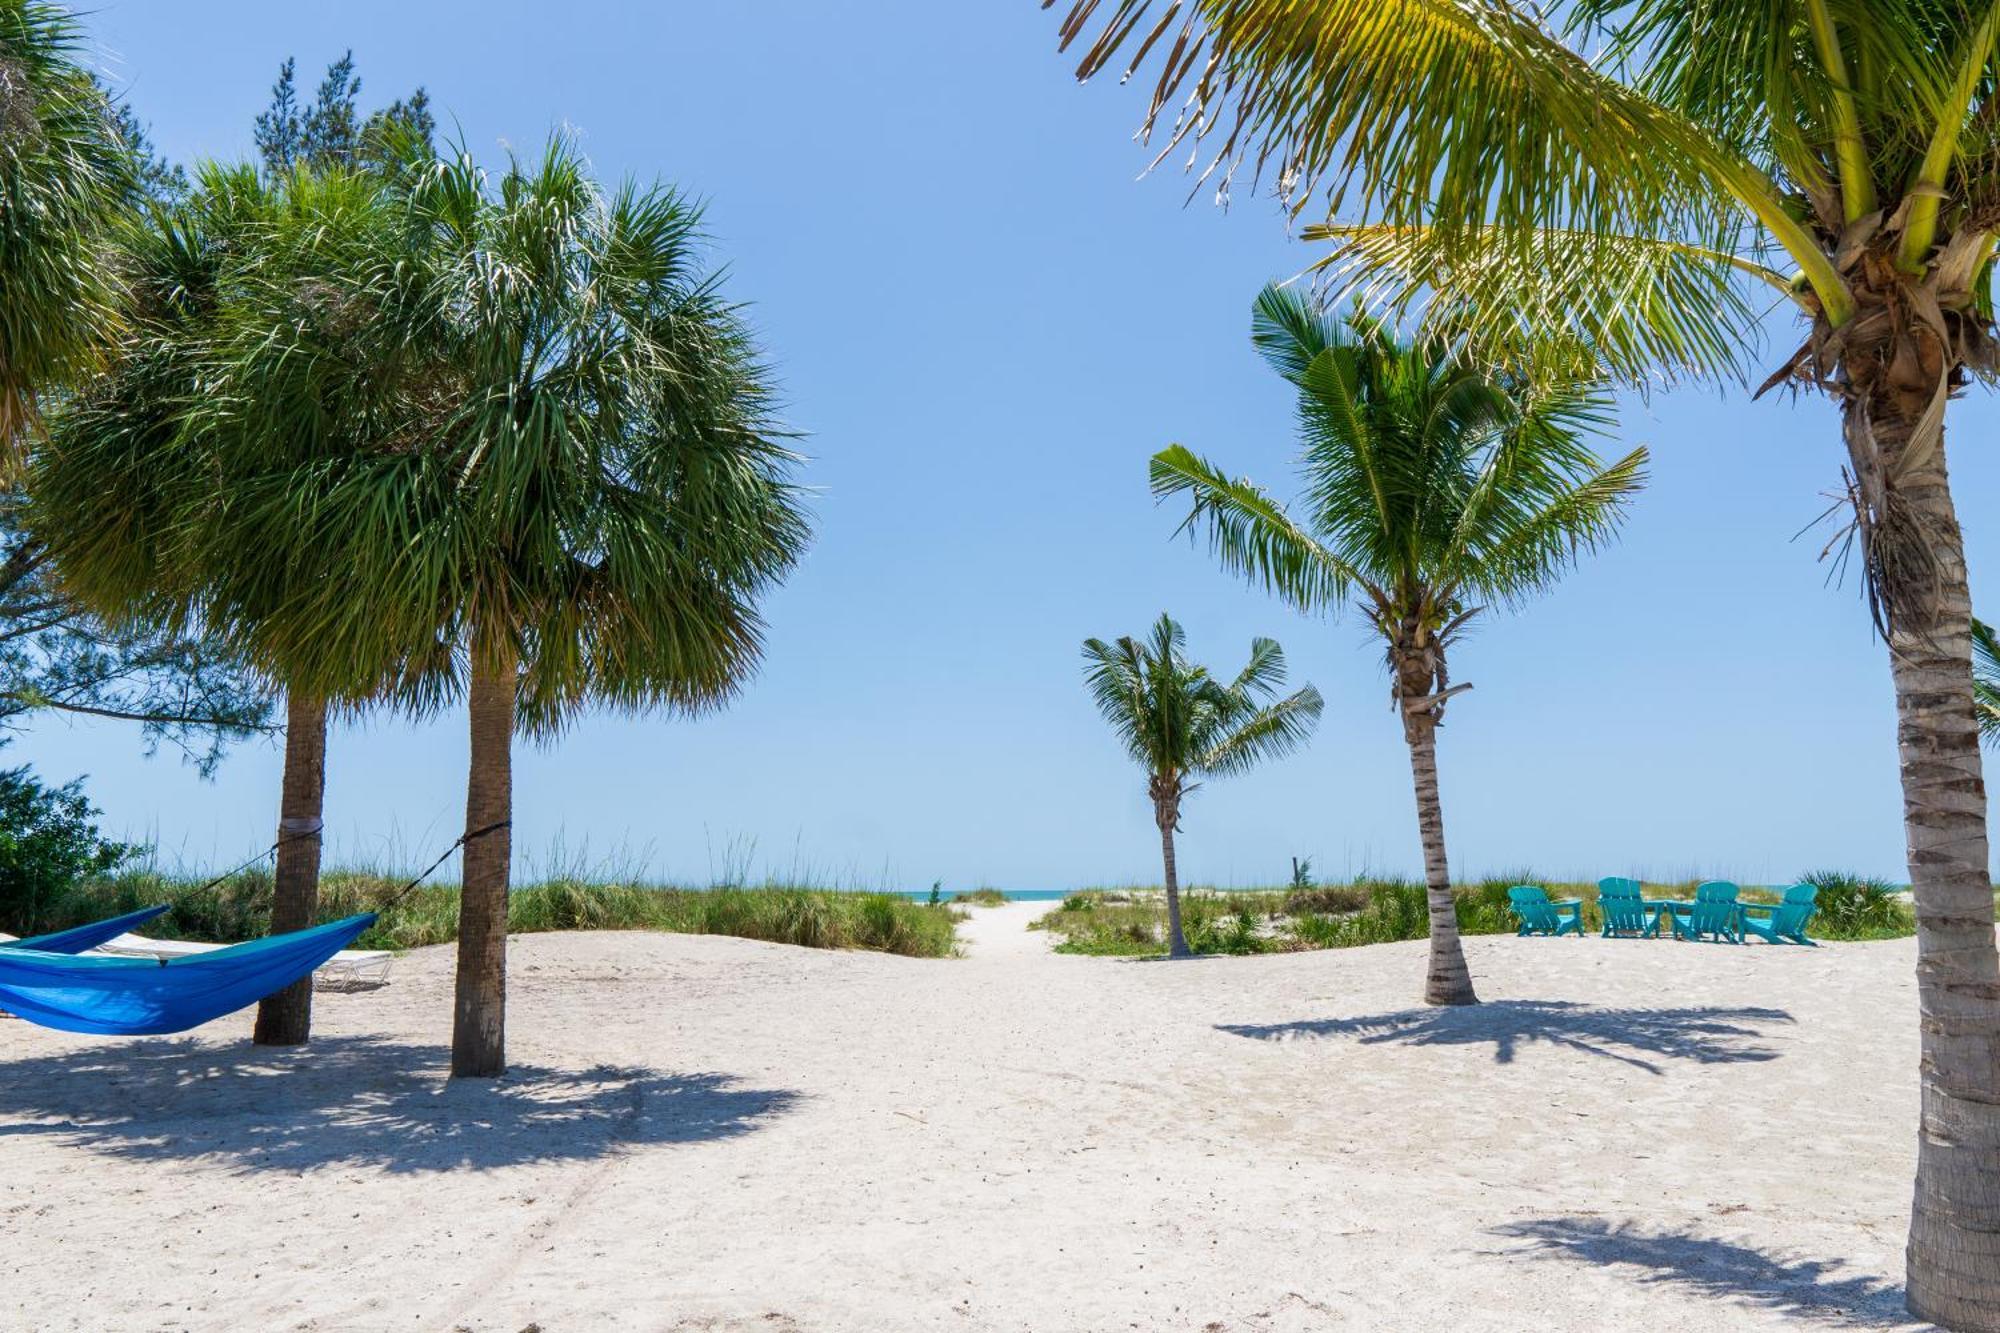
[0,905,1936,1332]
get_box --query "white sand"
[0,903,1936,1331]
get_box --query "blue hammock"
[0,914,377,1036]
[2,905,172,955]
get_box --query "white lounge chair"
[91,933,395,989]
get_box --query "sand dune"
[0,903,1934,1331]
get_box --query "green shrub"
[1183,898,1269,955]
[1286,911,1346,948]
[1032,875,1568,956]
[1799,869,1913,940]
[1284,884,1369,915]
[951,888,1010,906]
[0,768,136,935]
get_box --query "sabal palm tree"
[1049,7,2000,1316]
[1083,612,1323,957]
[197,138,810,1078]
[42,142,805,1076]
[0,1,129,457]
[1152,286,1643,1003]
[1976,619,1999,748]
[30,165,402,1046]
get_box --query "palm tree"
[1152,286,1643,1002]
[0,1,130,458]
[29,165,401,1046]
[1048,7,2000,1317]
[198,138,809,1078]
[1976,620,1999,748]
[38,142,807,1077]
[1083,612,1323,957]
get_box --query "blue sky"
[22,1,1999,889]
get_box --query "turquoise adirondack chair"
[1597,876,1656,938]
[1669,881,1743,943]
[1508,886,1584,937]
[1740,883,1819,946]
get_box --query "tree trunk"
[1870,414,2000,1330]
[1158,802,1190,958]
[252,691,327,1047]
[451,643,515,1079]
[1403,712,1476,1006]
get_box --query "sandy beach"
[0,903,1934,1331]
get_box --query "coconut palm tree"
[1977,620,1999,748]
[1152,286,1643,1002]
[1048,7,2000,1317]
[1083,613,1323,957]
[29,164,403,1046]
[0,1,130,459]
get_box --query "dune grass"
[1032,871,1935,956]
[25,864,1950,965]
[30,867,965,959]
[950,888,1010,906]
[1033,878,1518,956]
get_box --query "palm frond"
[1046,0,1738,247]
[1302,222,1790,386]
[0,1,132,456]
[1974,616,2000,746]
[1449,444,1651,605]
[1150,443,1370,614]
[1198,682,1326,778]
[1228,635,1288,698]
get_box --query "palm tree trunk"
[1403,713,1476,1006]
[252,691,326,1047]
[1158,803,1190,958]
[1867,417,2000,1329]
[451,642,515,1079]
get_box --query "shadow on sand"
[1493,1216,1914,1328]
[0,1034,800,1173]
[1217,999,1793,1074]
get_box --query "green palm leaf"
[0,1,132,455]
[1976,618,2000,747]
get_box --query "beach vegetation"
[33,137,810,1078]
[0,765,136,934]
[1034,872,1934,956]
[0,1,127,457]
[1083,613,1322,957]
[31,866,960,958]
[1052,3,2000,1313]
[1798,870,1915,941]
[1153,287,1642,1004]
[952,888,1010,906]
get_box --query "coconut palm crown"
[1152,284,1644,1002]
[1083,612,1323,956]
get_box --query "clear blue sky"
[22,1,1999,889]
